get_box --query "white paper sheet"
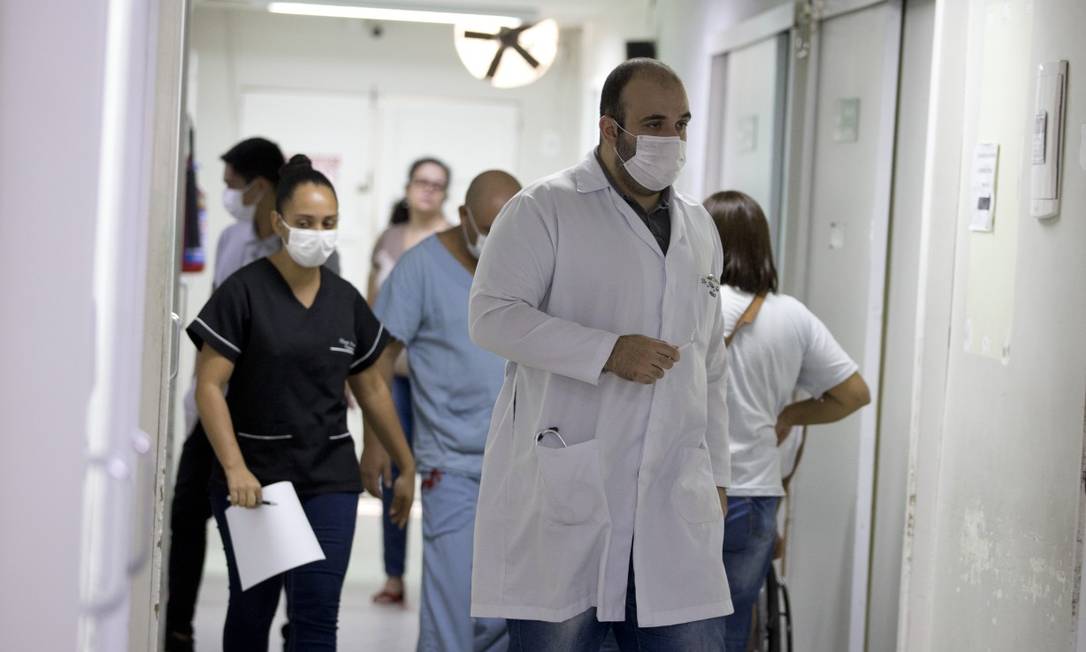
[225,481,325,591]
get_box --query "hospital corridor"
[3,0,1086,651]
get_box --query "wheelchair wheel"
[764,566,796,652]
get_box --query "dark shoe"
[165,631,194,652]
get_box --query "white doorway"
[705,31,790,247]
[785,2,902,651]
[239,89,375,288]
[373,94,521,232]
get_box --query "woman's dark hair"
[275,154,337,212]
[703,190,778,295]
[388,157,451,225]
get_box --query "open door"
[783,2,902,651]
[706,2,905,650]
[704,3,791,251]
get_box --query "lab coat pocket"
[671,446,722,524]
[535,439,606,526]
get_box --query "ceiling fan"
[454,19,559,89]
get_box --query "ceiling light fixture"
[454,18,559,89]
[267,2,522,30]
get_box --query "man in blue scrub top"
[362,170,521,652]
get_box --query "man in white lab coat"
[468,59,733,651]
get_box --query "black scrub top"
[187,257,390,497]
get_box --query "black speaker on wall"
[625,40,657,60]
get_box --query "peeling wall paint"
[902,0,1086,648]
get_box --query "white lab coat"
[468,151,733,628]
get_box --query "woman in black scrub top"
[189,154,415,652]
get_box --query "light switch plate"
[1031,60,1068,219]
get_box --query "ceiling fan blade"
[507,22,535,37]
[485,45,507,80]
[464,31,498,40]
[511,41,541,68]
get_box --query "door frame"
[130,0,192,649]
[705,3,903,650]
[704,3,793,268]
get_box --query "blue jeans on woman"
[722,496,781,652]
[210,491,358,652]
[382,375,414,579]
[507,561,726,651]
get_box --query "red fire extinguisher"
[181,127,206,273]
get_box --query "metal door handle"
[168,311,181,382]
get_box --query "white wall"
[902,0,1086,649]
[575,1,654,154]
[0,1,108,649]
[0,0,169,649]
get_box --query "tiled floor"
[191,494,423,652]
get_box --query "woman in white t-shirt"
[704,190,871,652]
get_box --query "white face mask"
[279,218,338,267]
[612,120,687,192]
[462,207,487,259]
[222,182,262,222]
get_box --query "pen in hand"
[226,496,277,506]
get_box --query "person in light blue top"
[362,170,522,652]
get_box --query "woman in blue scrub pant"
[190,155,416,652]
[705,191,871,652]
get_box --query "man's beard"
[615,131,654,196]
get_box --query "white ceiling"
[193,0,653,27]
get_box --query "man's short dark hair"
[599,58,682,126]
[221,137,286,185]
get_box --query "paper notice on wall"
[961,0,1032,363]
[225,481,325,591]
[969,143,999,232]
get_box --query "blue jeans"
[722,496,781,652]
[507,562,726,651]
[383,375,414,578]
[210,491,358,652]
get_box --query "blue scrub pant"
[418,471,507,652]
[382,375,414,578]
[722,496,781,652]
[210,491,358,652]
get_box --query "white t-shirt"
[721,286,858,496]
